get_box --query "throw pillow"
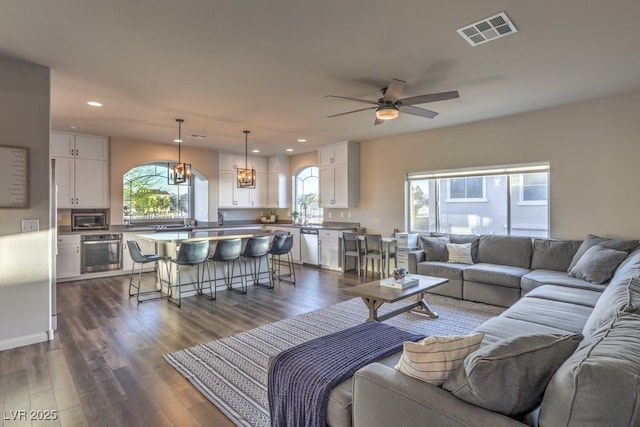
[567,234,638,271]
[568,245,628,284]
[420,236,450,261]
[442,333,583,417]
[395,333,484,386]
[446,243,473,264]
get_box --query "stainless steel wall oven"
[81,233,122,273]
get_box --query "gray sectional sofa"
[346,234,640,427]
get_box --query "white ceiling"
[1,1,640,156]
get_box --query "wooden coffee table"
[345,274,448,321]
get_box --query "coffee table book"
[380,276,419,289]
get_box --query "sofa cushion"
[443,333,582,417]
[464,263,530,288]
[500,296,594,334]
[582,277,640,338]
[530,238,581,271]
[420,236,450,261]
[611,247,640,283]
[446,243,473,264]
[568,245,628,284]
[474,316,576,346]
[521,269,607,294]
[395,334,484,386]
[567,233,639,271]
[539,312,640,427]
[416,261,471,280]
[475,235,532,269]
[524,284,601,308]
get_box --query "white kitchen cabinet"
[318,141,358,208]
[218,152,268,208]
[268,155,289,208]
[51,132,109,208]
[56,234,80,279]
[319,229,340,270]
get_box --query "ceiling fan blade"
[374,117,384,126]
[383,79,405,102]
[398,90,460,106]
[398,105,439,119]
[327,106,377,118]
[325,95,378,105]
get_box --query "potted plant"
[291,211,300,225]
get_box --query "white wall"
[326,90,640,240]
[0,57,52,350]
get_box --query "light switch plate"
[21,219,39,232]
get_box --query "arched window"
[123,163,192,224]
[293,166,322,224]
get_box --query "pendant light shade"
[168,118,192,185]
[237,130,256,188]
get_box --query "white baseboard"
[0,332,49,351]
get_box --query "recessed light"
[297,139,307,143]
[286,148,294,152]
[252,149,260,153]
[70,125,83,130]
[173,139,182,143]
[87,101,102,107]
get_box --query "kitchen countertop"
[136,228,273,244]
[58,220,360,234]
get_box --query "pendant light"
[168,118,191,185]
[237,130,256,188]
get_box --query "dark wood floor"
[0,265,366,427]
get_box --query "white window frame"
[518,173,549,206]
[446,177,487,202]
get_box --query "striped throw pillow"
[447,243,474,264]
[395,333,484,386]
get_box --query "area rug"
[164,295,503,427]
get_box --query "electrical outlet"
[328,212,332,219]
[340,212,344,218]
[348,212,352,219]
[21,219,39,233]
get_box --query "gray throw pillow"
[443,333,583,417]
[530,238,582,271]
[568,245,628,284]
[567,234,638,271]
[420,236,450,261]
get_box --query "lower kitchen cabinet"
[56,234,80,279]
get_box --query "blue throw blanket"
[267,322,424,427]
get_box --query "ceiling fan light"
[376,106,399,120]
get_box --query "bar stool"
[242,236,273,289]
[364,234,385,279]
[342,232,364,276]
[127,240,165,303]
[269,231,296,285]
[207,238,245,295]
[166,240,211,307]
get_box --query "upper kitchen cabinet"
[218,152,268,208]
[51,132,109,208]
[318,141,358,208]
[268,155,289,208]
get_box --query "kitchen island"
[136,228,276,301]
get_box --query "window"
[407,163,549,237]
[447,177,485,201]
[123,163,191,224]
[520,173,548,204]
[293,166,322,224]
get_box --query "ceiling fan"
[326,79,459,125]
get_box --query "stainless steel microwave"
[71,211,108,230]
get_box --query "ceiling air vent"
[457,12,517,46]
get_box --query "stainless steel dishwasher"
[300,228,319,266]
